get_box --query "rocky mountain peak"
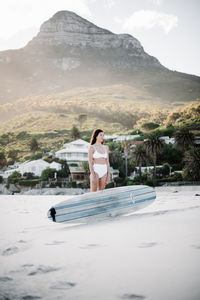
[28,10,143,51]
[42,10,112,34]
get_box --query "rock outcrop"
[28,11,142,52]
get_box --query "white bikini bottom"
[93,164,107,178]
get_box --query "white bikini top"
[92,145,108,159]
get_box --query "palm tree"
[132,143,147,183]
[30,138,39,153]
[77,114,87,129]
[81,161,90,187]
[184,147,200,180]
[174,126,194,152]
[70,126,80,140]
[144,131,164,178]
[122,140,130,177]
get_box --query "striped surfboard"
[47,185,156,223]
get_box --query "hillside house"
[3,159,61,178]
[55,139,90,163]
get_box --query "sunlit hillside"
[0,84,199,161]
[0,84,185,132]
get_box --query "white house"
[110,167,120,181]
[160,136,175,145]
[129,165,163,179]
[114,135,140,142]
[55,139,90,163]
[104,134,119,140]
[3,159,61,178]
[49,161,62,171]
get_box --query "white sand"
[0,186,200,300]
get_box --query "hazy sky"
[0,0,199,76]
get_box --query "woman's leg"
[90,173,99,192]
[99,173,108,190]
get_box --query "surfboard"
[47,185,156,223]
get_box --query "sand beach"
[0,186,200,300]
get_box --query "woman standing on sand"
[88,129,111,192]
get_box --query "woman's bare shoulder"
[89,144,95,151]
[104,145,109,151]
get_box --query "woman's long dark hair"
[90,129,104,145]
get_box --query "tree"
[109,149,123,169]
[174,126,194,153]
[184,147,200,180]
[157,144,183,169]
[8,171,22,184]
[30,138,39,153]
[144,131,164,178]
[77,114,87,129]
[81,161,90,176]
[23,172,36,179]
[122,140,130,178]
[81,161,90,185]
[0,151,7,169]
[141,122,160,131]
[41,168,56,181]
[132,143,147,183]
[70,126,80,140]
[57,160,70,178]
[162,163,171,177]
[7,149,18,161]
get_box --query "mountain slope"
[0,10,200,104]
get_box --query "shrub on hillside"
[41,168,56,181]
[141,122,160,131]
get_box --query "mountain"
[0,10,200,105]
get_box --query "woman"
[88,129,111,192]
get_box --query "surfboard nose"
[49,207,56,222]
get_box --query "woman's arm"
[88,145,95,175]
[105,145,111,184]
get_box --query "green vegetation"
[41,168,57,181]
[30,138,39,153]
[0,84,199,188]
[144,131,165,178]
[141,122,160,131]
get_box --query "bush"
[56,182,62,188]
[144,179,159,187]
[162,163,171,176]
[158,172,183,183]
[30,152,43,160]
[42,182,46,188]
[105,182,114,189]
[71,181,77,188]
[23,172,37,179]
[69,163,78,167]
[141,122,160,131]
[173,172,183,181]
[8,171,22,184]
[41,168,56,181]
[126,180,134,186]
[18,179,39,187]
[16,131,30,139]
[49,183,56,188]
[114,177,124,184]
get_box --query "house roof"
[63,139,90,147]
[19,159,49,167]
[49,162,61,168]
[56,148,88,154]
